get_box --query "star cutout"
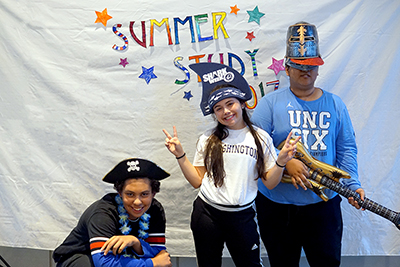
[139,66,157,84]
[119,58,129,68]
[230,5,240,15]
[95,8,112,27]
[247,6,265,25]
[246,31,256,41]
[183,91,193,101]
[268,58,285,75]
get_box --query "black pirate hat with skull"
[103,158,170,183]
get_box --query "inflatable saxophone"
[278,138,400,230]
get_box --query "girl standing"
[163,63,299,267]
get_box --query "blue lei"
[115,194,151,239]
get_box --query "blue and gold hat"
[189,62,252,116]
[103,158,170,183]
[285,22,324,71]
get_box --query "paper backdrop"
[0,0,399,257]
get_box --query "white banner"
[0,0,399,256]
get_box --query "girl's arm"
[261,132,301,189]
[163,126,204,188]
[176,156,205,189]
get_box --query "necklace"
[115,194,150,239]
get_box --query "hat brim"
[102,158,170,184]
[290,57,324,66]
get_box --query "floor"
[0,246,399,267]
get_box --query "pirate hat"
[189,62,252,116]
[103,158,170,183]
[285,21,324,71]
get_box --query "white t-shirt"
[193,126,277,211]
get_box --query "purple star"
[183,91,193,101]
[139,66,157,84]
[119,58,129,68]
[268,58,285,75]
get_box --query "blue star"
[139,66,157,84]
[247,6,265,25]
[183,91,193,101]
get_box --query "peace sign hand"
[277,131,301,167]
[163,126,185,158]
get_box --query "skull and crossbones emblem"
[127,160,140,172]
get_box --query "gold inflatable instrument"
[278,138,400,230]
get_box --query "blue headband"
[206,87,247,114]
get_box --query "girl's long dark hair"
[204,85,266,187]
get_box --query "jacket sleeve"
[137,239,165,258]
[92,252,154,267]
[334,98,362,192]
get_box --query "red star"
[246,31,256,41]
[230,5,240,15]
[95,8,112,27]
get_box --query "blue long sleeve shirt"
[251,87,361,205]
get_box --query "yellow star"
[230,5,240,15]
[95,8,112,27]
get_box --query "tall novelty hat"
[285,21,324,71]
[189,62,252,116]
[103,158,170,184]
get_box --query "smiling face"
[212,97,246,130]
[119,178,155,220]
